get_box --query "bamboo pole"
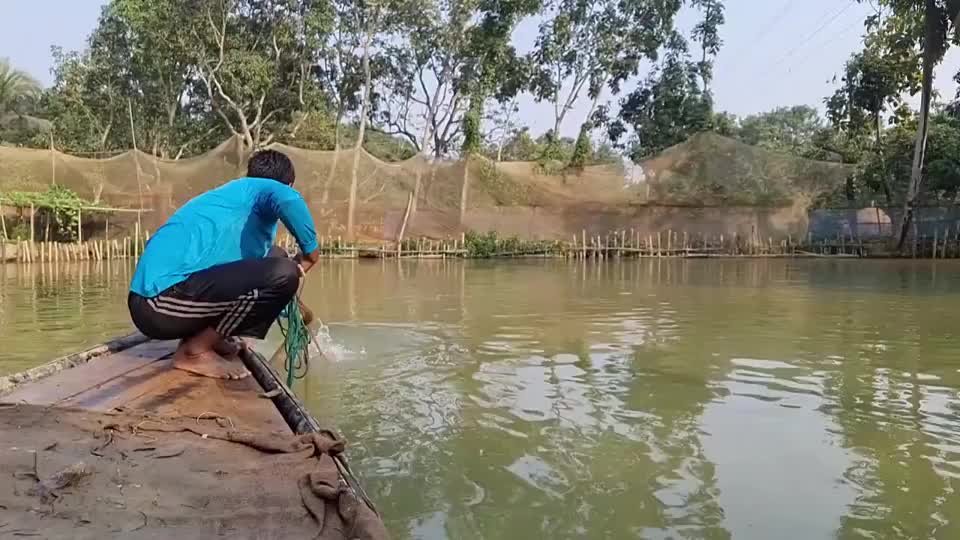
[76,207,82,245]
[396,192,413,257]
[0,204,6,240]
[30,203,35,244]
[933,229,939,259]
[955,222,960,258]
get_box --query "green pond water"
[2,259,960,539]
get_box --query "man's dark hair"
[247,150,296,185]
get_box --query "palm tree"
[0,58,49,134]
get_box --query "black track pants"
[128,249,298,340]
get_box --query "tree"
[337,0,423,238]
[0,59,47,142]
[457,0,543,223]
[527,0,600,144]
[303,0,363,203]
[529,0,701,166]
[608,35,714,162]
[343,0,380,240]
[484,99,521,162]
[487,127,539,161]
[44,46,125,155]
[374,0,493,217]
[604,0,725,163]
[0,58,42,124]
[189,0,312,153]
[110,0,212,159]
[737,106,824,156]
[857,0,960,249]
[375,0,479,160]
[826,27,918,205]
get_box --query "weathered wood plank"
[1,340,176,405]
[72,358,288,432]
[0,332,150,395]
[4,338,287,433]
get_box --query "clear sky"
[3,0,960,138]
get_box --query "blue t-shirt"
[130,177,319,297]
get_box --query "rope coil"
[278,293,314,388]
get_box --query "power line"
[724,0,796,74]
[765,0,857,70]
[735,0,796,56]
[778,16,866,78]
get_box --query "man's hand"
[295,248,321,275]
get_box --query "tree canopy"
[8,0,960,246]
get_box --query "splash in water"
[309,321,364,362]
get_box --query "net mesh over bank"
[0,132,853,241]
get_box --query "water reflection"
[5,258,960,538]
[291,259,960,539]
[0,260,135,375]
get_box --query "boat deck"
[1,339,288,433]
[0,336,386,540]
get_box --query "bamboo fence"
[12,224,960,264]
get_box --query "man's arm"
[265,186,319,270]
[294,248,321,274]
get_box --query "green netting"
[0,132,851,241]
[640,132,853,206]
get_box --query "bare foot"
[172,345,250,380]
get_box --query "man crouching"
[127,150,319,379]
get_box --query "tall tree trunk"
[874,111,893,206]
[460,157,470,225]
[322,119,342,205]
[347,30,373,240]
[411,168,422,215]
[896,0,938,251]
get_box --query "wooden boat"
[0,334,386,539]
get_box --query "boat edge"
[239,347,380,516]
[0,332,150,397]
